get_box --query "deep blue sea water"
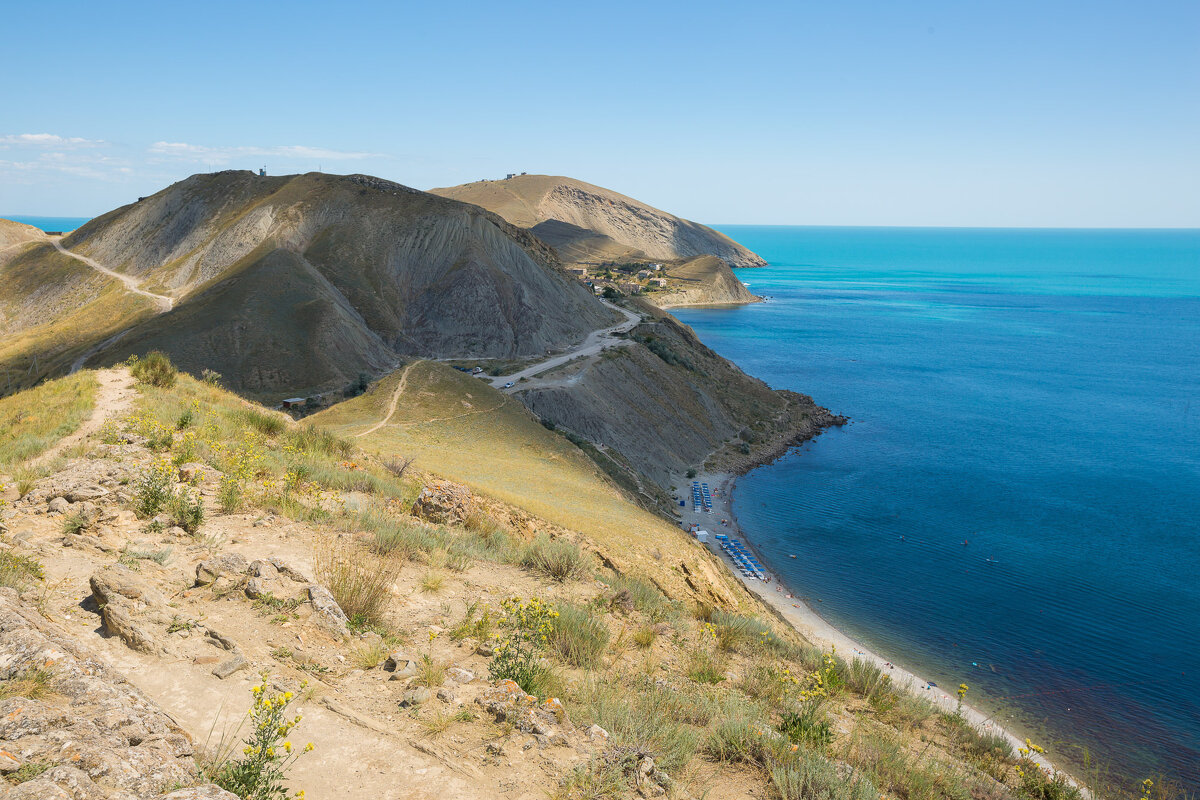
[3,215,91,232]
[674,226,1200,791]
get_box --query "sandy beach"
[673,470,1065,781]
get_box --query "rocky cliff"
[430,175,767,268]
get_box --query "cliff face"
[515,311,840,488]
[652,255,761,308]
[430,175,767,268]
[4,172,616,396]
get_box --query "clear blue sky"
[2,0,1196,226]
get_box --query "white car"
[503,381,515,388]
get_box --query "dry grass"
[0,370,97,469]
[313,536,400,628]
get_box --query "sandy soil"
[673,470,1064,780]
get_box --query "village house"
[619,281,642,295]
[649,277,668,288]
[566,267,588,278]
[636,270,652,280]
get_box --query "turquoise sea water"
[3,215,92,232]
[673,227,1200,791]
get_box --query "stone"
[244,577,272,600]
[89,565,164,654]
[247,559,280,579]
[475,641,494,657]
[205,628,239,651]
[166,526,188,537]
[47,497,70,515]
[64,484,108,502]
[307,584,350,639]
[586,723,609,742]
[410,480,473,525]
[213,653,248,679]
[400,687,432,706]
[436,687,457,703]
[446,667,475,684]
[195,552,249,585]
[0,748,21,773]
[383,651,417,676]
[268,556,309,582]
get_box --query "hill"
[430,174,767,268]
[0,171,614,397]
[653,254,762,308]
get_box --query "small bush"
[844,658,891,702]
[489,597,557,693]
[130,351,177,388]
[0,549,44,591]
[0,667,54,700]
[575,678,699,773]
[520,534,590,582]
[206,673,313,800]
[382,455,413,480]
[201,368,223,386]
[550,603,609,668]
[686,648,726,684]
[633,627,656,649]
[771,755,879,800]
[313,537,399,628]
[61,510,90,535]
[780,700,834,747]
[419,571,445,593]
[134,457,176,518]
[449,600,494,642]
[170,489,205,533]
[415,653,446,688]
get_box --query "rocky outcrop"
[89,565,165,654]
[411,480,474,525]
[0,587,209,798]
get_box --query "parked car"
[503,382,515,388]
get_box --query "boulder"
[410,480,473,525]
[267,556,309,583]
[400,687,432,707]
[213,653,248,680]
[383,652,417,676]
[446,667,475,684]
[89,565,165,654]
[47,497,71,515]
[157,786,241,800]
[307,584,350,639]
[194,552,249,586]
[64,484,108,502]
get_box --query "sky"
[1,0,1197,227]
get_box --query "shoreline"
[674,468,1068,784]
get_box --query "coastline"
[674,468,1068,784]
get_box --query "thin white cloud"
[0,133,104,147]
[148,141,383,164]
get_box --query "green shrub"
[575,678,699,773]
[313,538,399,628]
[549,603,609,668]
[134,457,176,518]
[129,351,177,388]
[61,510,90,535]
[633,627,656,649]
[520,534,590,582]
[170,488,205,533]
[233,408,286,437]
[780,700,834,747]
[449,600,494,642]
[201,368,223,386]
[844,658,891,702]
[686,648,726,684]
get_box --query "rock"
[475,679,571,742]
[0,589,197,793]
[268,556,309,583]
[213,653,248,679]
[0,748,21,773]
[166,526,188,537]
[307,584,350,639]
[243,577,271,600]
[47,497,70,515]
[383,652,417,676]
[89,565,164,654]
[446,667,475,684]
[157,786,242,800]
[204,628,239,651]
[586,723,609,742]
[475,641,494,657]
[195,552,249,585]
[410,480,473,525]
[247,559,280,579]
[64,484,108,502]
[436,687,457,703]
[400,687,432,706]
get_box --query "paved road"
[50,237,174,313]
[488,300,641,390]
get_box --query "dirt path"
[28,367,137,468]
[354,361,416,438]
[489,300,640,390]
[50,237,174,313]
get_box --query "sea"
[3,215,92,232]
[672,226,1200,792]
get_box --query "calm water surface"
[674,226,1200,791]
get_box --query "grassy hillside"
[309,359,748,606]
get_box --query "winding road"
[488,300,641,390]
[50,237,174,313]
